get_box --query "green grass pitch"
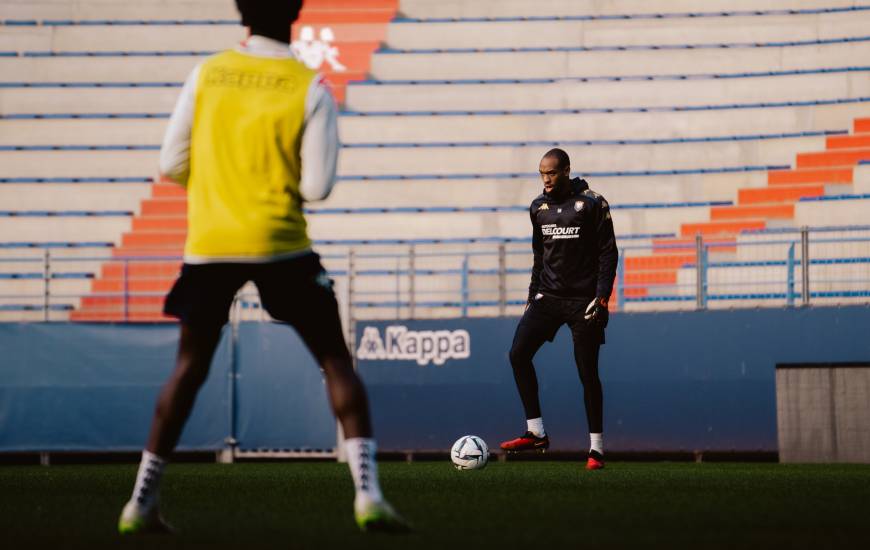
[1,461,869,549]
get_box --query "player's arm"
[585,196,618,322]
[595,196,618,298]
[527,205,544,305]
[299,75,339,202]
[158,64,200,187]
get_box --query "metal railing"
[1,226,869,324]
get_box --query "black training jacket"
[527,178,619,302]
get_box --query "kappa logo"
[356,325,471,366]
[537,203,549,211]
[291,26,347,72]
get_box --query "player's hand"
[584,297,609,326]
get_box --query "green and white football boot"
[354,498,410,533]
[118,500,175,535]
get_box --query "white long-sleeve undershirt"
[159,34,340,202]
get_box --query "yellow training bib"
[184,50,316,261]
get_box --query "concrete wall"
[777,364,870,463]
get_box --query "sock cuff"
[344,437,376,448]
[589,433,604,455]
[526,417,546,437]
[142,450,167,466]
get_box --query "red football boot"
[500,431,549,453]
[586,450,605,470]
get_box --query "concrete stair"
[621,117,870,302]
[72,180,183,321]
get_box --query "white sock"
[590,433,604,455]
[130,450,166,511]
[344,438,384,507]
[526,417,546,438]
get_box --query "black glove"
[584,297,609,327]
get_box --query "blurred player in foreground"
[500,149,618,470]
[118,0,408,534]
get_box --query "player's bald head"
[539,148,571,195]
[542,148,570,170]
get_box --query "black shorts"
[516,294,605,346]
[164,252,346,358]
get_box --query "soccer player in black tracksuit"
[500,148,618,470]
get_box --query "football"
[450,435,489,470]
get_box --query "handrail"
[1,226,869,319]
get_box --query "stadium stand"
[0,0,868,320]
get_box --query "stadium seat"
[385,11,869,50]
[1,0,869,319]
[0,182,150,209]
[0,0,238,21]
[370,39,870,81]
[0,211,132,242]
[0,56,202,82]
[337,102,869,144]
[396,0,867,19]
[345,71,870,112]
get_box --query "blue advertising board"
[355,306,870,452]
[1,306,868,453]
